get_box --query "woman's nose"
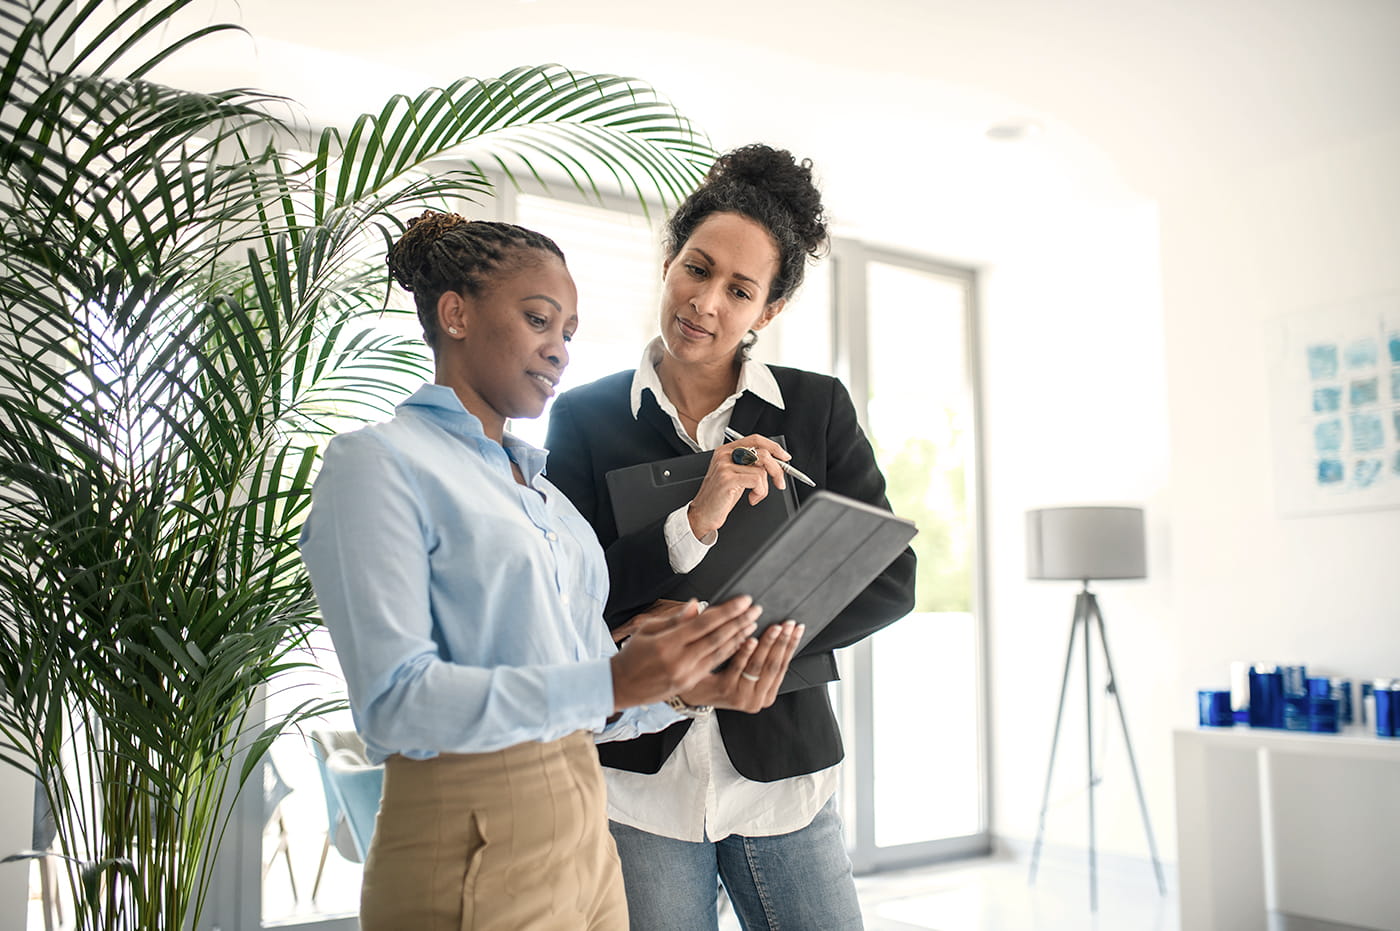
[545,339,568,369]
[691,281,724,314]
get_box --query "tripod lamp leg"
[1029,592,1085,885]
[1090,595,1167,895]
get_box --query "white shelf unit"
[1174,725,1400,931]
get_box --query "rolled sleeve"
[664,503,716,574]
[598,701,684,742]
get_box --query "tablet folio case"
[709,490,918,653]
[607,451,915,691]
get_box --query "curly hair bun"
[387,210,470,293]
[706,144,827,258]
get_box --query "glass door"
[833,244,989,872]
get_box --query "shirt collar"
[398,383,548,480]
[628,337,785,419]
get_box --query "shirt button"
[546,531,558,541]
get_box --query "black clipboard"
[605,440,799,604]
[710,490,917,653]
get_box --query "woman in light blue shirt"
[299,212,801,931]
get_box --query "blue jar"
[1283,695,1311,731]
[1375,680,1398,738]
[1281,664,1309,698]
[1307,696,1339,733]
[1197,689,1234,727]
[1249,667,1285,728]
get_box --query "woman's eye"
[685,263,706,278]
[526,313,547,327]
[732,287,751,301]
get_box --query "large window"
[834,246,988,871]
[206,186,985,931]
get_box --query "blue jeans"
[608,798,863,931]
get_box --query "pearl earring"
[448,327,459,335]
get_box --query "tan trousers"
[359,731,628,931]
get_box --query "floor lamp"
[1025,506,1165,911]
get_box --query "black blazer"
[544,366,917,782]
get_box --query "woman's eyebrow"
[521,294,563,312]
[689,247,759,286]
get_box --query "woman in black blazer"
[544,144,916,931]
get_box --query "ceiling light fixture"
[985,118,1043,142]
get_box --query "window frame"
[831,239,992,873]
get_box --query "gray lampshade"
[1026,506,1147,581]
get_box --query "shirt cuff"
[598,701,685,742]
[665,503,716,574]
[546,656,619,729]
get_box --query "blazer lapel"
[634,391,695,457]
[727,391,774,439]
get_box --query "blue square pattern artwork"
[1392,369,1400,401]
[1395,409,1400,441]
[1350,377,1379,406]
[1312,387,1342,413]
[1389,333,1400,364]
[1308,344,1339,380]
[1345,338,1379,369]
[1351,413,1385,452]
[1314,419,1343,453]
[1394,449,1400,476]
[1317,458,1345,485]
[1355,458,1383,488]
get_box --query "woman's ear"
[752,298,787,332]
[437,290,467,340]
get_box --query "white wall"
[1162,126,1400,736]
[980,112,1400,874]
[977,195,1177,863]
[0,765,30,931]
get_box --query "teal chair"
[261,755,297,901]
[310,730,384,902]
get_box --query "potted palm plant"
[0,1,714,928]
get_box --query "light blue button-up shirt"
[299,383,679,763]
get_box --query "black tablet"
[709,490,917,652]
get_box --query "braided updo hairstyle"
[663,144,829,307]
[387,211,566,350]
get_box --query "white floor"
[31,848,1180,931]
[849,852,1179,931]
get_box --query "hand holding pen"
[723,428,816,487]
[685,429,817,541]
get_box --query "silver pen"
[723,427,817,487]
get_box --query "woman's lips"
[527,371,557,396]
[677,317,711,339]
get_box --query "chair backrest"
[323,749,384,860]
[262,754,293,828]
[310,729,382,862]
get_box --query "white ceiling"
[147,0,1400,259]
